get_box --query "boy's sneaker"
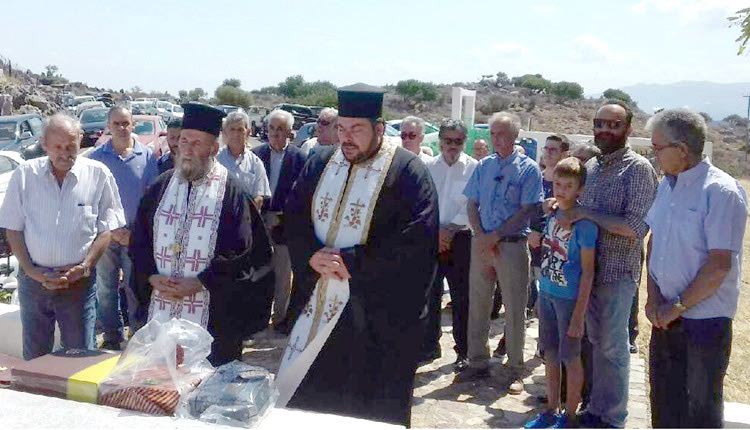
[552,414,578,428]
[524,410,558,429]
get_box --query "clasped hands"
[646,296,682,329]
[309,247,351,282]
[149,275,205,300]
[27,264,88,291]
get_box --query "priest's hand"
[310,248,351,282]
[543,197,558,215]
[149,275,203,300]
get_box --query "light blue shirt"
[646,160,747,319]
[216,146,271,198]
[462,151,543,234]
[88,138,159,226]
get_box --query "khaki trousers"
[467,238,529,372]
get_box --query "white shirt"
[426,152,478,226]
[300,137,318,158]
[216,146,271,198]
[0,156,126,268]
[418,152,434,164]
[269,144,287,196]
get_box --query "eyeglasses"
[317,120,332,126]
[543,146,561,153]
[651,143,677,153]
[441,137,464,146]
[593,119,625,130]
[401,132,419,140]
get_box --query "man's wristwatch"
[673,295,688,312]
[79,262,91,278]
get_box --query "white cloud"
[532,5,556,13]
[631,0,746,27]
[570,35,616,63]
[490,42,527,57]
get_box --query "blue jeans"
[538,293,581,365]
[95,242,139,343]
[18,269,96,360]
[585,277,637,428]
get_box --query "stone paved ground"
[242,305,650,428]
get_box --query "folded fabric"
[99,366,203,415]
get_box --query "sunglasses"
[593,119,626,130]
[401,132,419,140]
[441,138,464,146]
[317,120,332,126]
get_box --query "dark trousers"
[649,317,732,428]
[628,287,639,345]
[422,230,471,359]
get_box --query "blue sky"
[1,0,749,98]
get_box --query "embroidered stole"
[149,162,227,328]
[275,140,397,406]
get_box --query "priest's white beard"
[177,154,213,182]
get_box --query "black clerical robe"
[132,170,274,365]
[284,145,439,427]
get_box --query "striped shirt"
[579,146,657,284]
[216,146,271,198]
[0,156,126,268]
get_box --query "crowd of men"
[0,84,745,429]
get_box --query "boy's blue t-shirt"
[539,212,598,300]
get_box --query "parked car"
[159,103,183,123]
[79,107,109,148]
[0,150,24,205]
[129,101,158,116]
[216,105,241,115]
[95,115,168,157]
[0,114,44,159]
[269,104,316,130]
[75,101,106,117]
[246,106,268,136]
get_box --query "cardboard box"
[11,349,120,403]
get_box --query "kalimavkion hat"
[337,83,385,119]
[181,103,226,137]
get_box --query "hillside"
[1,60,748,177]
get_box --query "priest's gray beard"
[177,154,213,182]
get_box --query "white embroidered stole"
[149,162,228,328]
[276,140,397,406]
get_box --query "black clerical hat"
[181,103,225,137]
[337,83,385,119]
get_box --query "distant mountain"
[617,81,750,121]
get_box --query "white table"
[0,388,401,429]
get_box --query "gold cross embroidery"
[344,199,366,229]
[363,162,382,180]
[332,158,349,176]
[316,192,333,222]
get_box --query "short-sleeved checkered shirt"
[580,146,657,285]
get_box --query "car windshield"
[81,110,107,123]
[173,106,183,113]
[385,125,399,136]
[134,120,155,135]
[0,122,17,141]
[157,101,170,109]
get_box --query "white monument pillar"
[451,87,477,127]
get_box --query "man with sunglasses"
[558,100,657,428]
[422,119,478,371]
[300,107,339,158]
[400,116,434,163]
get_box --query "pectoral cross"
[172,242,182,256]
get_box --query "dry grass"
[635,178,750,404]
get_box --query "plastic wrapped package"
[99,319,215,415]
[177,360,277,428]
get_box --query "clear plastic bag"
[177,360,277,428]
[98,318,215,415]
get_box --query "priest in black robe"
[131,103,273,365]
[279,84,439,427]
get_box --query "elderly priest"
[132,103,273,365]
[275,83,439,427]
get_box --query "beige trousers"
[467,238,529,372]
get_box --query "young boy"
[524,157,597,429]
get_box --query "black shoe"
[100,340,122,351]
[492,337,506,358]
[629,343,638,354]
[577,411,611,428]
[453,356,469,372]
[490,309,500,320]
[453,366,490,383]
